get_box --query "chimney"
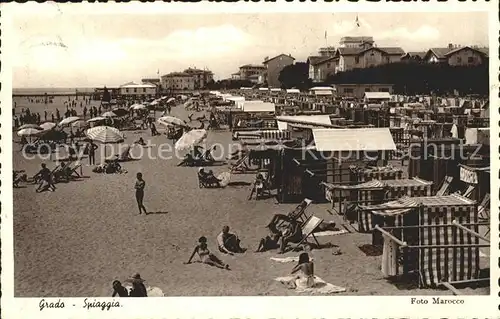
[448,43,453,50]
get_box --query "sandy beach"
[12,96,489,297]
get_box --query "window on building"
[468,57,474,63]
[126,88,129,93]
[326,63,331,68]
[143,88,146,93]
[365,88,371,92]
[344,88,354,93]
[134,88,137,93]
[457,56,462,63]
[355,57,359,64]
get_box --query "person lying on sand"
[112,280,129,297]
[217,226,245,255]
[185,236,230,270]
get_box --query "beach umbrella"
[87,116,106,123]
[131,104,146,110]
[175,129,207,151]
[129,103,145,110]
[71,120,88,129]
[40,122,56,130]
[19,123,43,130]
[102,111,117,118]
[85,126,124,144]
[158,116,187,127]
[166,97,175,104]
[59,116,81,126]
[149,100,159,106]
[112,108,128,117]
[17,128,42,137]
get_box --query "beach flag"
[355,15,360,27]
[157,69,160,75]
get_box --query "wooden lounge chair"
[277,198,313,227]
[66,162,82,179]
[248,171,272,200]
[462,185,476,198]
[230,153,254,174]
[478,193,490,221]
[198,173,221,188]
[290,215,323,251]
[435,176,453,196]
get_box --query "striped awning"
[321,180,385,190]
[359,196,419,216]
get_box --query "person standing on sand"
[85,140,98,165]
[134,172,147,215]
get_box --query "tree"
[325,62,488,96]
[278,62,311,89]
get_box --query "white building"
[119,82,157,99]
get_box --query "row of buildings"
[160,68,214,91]
[231,54,296,88]
[308,36,489,82]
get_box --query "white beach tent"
[312,128,396,152]
[310,86,335,96]
[258,88,269,91]
[242,101,275,113]
[286,89,301,94]
[270,88,282,92]
[276,115,332,131]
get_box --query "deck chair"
[277,198,313,227]
[66,161,82,179]
[478,193,490,221]
[462,185,476,198]
[197,171,221,188]
[201,147,216,163]
[230,153,252,174]
[114,145,132,162]
[290,215,323,251]
[435,176,453,196]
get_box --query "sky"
[12,10,489,88]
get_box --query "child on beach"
[134,172,147,215]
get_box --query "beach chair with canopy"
[435,175,453,196]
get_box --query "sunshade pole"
[373,225,407,248]
[451,220,490,242]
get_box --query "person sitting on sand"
[248,173,267,200]
[134,137,147,146]
[185,236,230,270]
[192,145,204,159]
[34,163,56,192]
[112,280,129,297]
[288,253,315,289]
[217,226,245,255]
[128,274,148,297]
[278,219,303,254]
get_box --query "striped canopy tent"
[360,194,482,288]
[323,178,433,233]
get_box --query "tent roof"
[364,92,391,99]
[242,102,275,113]
[312,128,396,152]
